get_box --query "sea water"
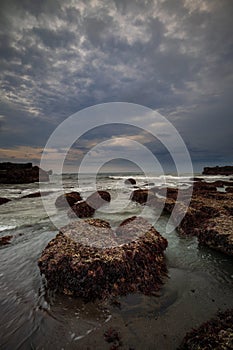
[0,173,232,349]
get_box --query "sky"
[0,0,232,173]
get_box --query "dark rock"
[203,165,233,175]
[0,162,50,184]
[0,197,11,205]
[68,201,95,218]
[130,189,155,204]
[192,177,204,181]
[0,235,13,245]
[68,191,111,218]
[55,191,82,208]
[104,328,121,347]
[226,187,233,193]
[21,191,53,199]
[178,309,233,350]
[125,178,136,185]
[38,217,168,301]
[86,190,111,209]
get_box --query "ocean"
[0,173,233,349]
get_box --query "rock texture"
[0,162,50,184]
[178,309,233,350]
[203,165,233,175]
[38,217,168,301]
[55,191,82,208]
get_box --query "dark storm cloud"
[0,0,232,168]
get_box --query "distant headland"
[203,165,233,175]
[0,162,52,184]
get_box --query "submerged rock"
[86,190,111,209]
[21,191,53,199]
[38,217,168,301]
[124,178,136,185]
[55,191,82,208]
[178,309,233,350]
[0,197,11,205]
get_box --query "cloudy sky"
[0,0,232,173]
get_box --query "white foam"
[0,225,16,232]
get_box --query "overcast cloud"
[0,0,232,171]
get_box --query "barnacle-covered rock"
[198,214,233,256]
[55,191,82,208]
[178,309,233,350]
[38,217,168,301]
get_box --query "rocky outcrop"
[138,182,233,256]
[0,197,11,205]
[203,165,233,175]
[55,191,82,208]
[0,162,50,184]
[124,178,136,185]
[38,217,168,301]
[178,309,233,350]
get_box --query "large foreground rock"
[178,309,233,350]
[38,217,168,301]
[0,162,50,184]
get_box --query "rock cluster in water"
[131,179,233,256]
[68,190,111,218]
[178,309,233,350]
[0,162,50,184]
[38,217,168,301]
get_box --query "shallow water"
[0,173,233,349]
